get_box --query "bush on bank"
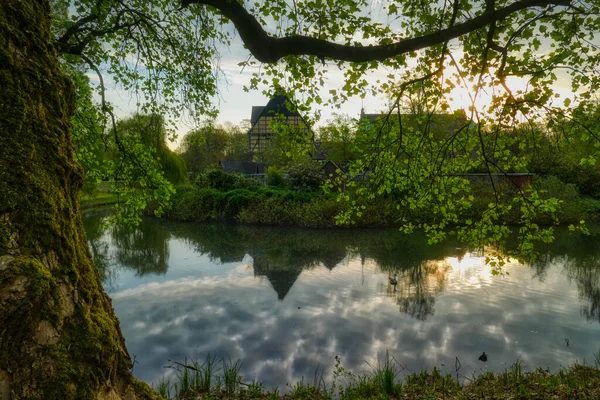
[169,186,343,227]
[167,170,600,228]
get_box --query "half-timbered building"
[247,96,309,153]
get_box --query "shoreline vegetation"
[80,191,123,209]
[161,168,600,229]
[82,172,600,229]
[154,355,600,400]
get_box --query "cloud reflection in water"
[82,213,600,389]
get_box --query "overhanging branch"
[182,0,570,63]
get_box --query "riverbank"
[80,191,123,209]
[165,182,600,229]
[157,357,600,400]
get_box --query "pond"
[83,209,600,390]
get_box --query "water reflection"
[110,220,170,276]
[84,210,115,286]
[386,260,451,320]
[83,209,171,291]
[531,230,600,323]
[82,212,600,389]
[85,213,464,315]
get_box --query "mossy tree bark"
[0,1,156,399]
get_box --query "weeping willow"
[117,113,188,186]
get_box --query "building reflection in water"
[82,212,600,389]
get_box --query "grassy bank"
[155,355,600,400]
[166,182,600,229]
[80,191,124,208]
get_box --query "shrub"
[295,197,342,228]
[534,175,592,223]
[267,165,285,187]
[195,167,257,191]
[237,197,297,225]
[284,161,324,192]
[531,156,600,199]
[167,174,600,227]
[464,180,519,224]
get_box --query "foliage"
[195,168,259,191]
[533,175,600,224]
[50,0,228,224]
[66,64,108,195]
[117,114,187,185]
[169,186,339,226]
[66,61,187,224]
[170,172,600,230]
[317,114,358,166]
[267,166,285,187]
[179,123,251,178]
[51,0,224,122]
[530,139,600,199]
[284,160,325,192]
[97,114,187,225]
[48,0,600,256]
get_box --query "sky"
[99,38,393,148]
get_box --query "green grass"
[155,355,600,400]
[80,191,124,208]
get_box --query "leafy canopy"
[50,0,600,259]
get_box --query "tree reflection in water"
[83,211,600,323]
[384,260,452,320]
[83,210,115,288]
[109,219,170,276]
[82,209,171,291]
[530,226,600,323]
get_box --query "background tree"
[115,113,187,185]
[178,123,252,179]
[317,114,358,166]
[100,113,188,225]
[225,126,253,162]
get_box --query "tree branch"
[183,0,570,63]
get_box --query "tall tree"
[2,0,600,398]
[0,1,155,399]
[179,124,232,176]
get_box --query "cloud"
[110,256,598,388]
[87,220,600,390]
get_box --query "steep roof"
[321,160,345,173]
[249,96,301,127]
[261,95,299,117]
[250,106,265,125]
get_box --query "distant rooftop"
[250,96,300,125]
[250,106,265,125]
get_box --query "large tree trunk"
[0,1,156,399]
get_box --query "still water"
[83,210,600,389]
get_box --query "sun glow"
[446,75,533,118]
